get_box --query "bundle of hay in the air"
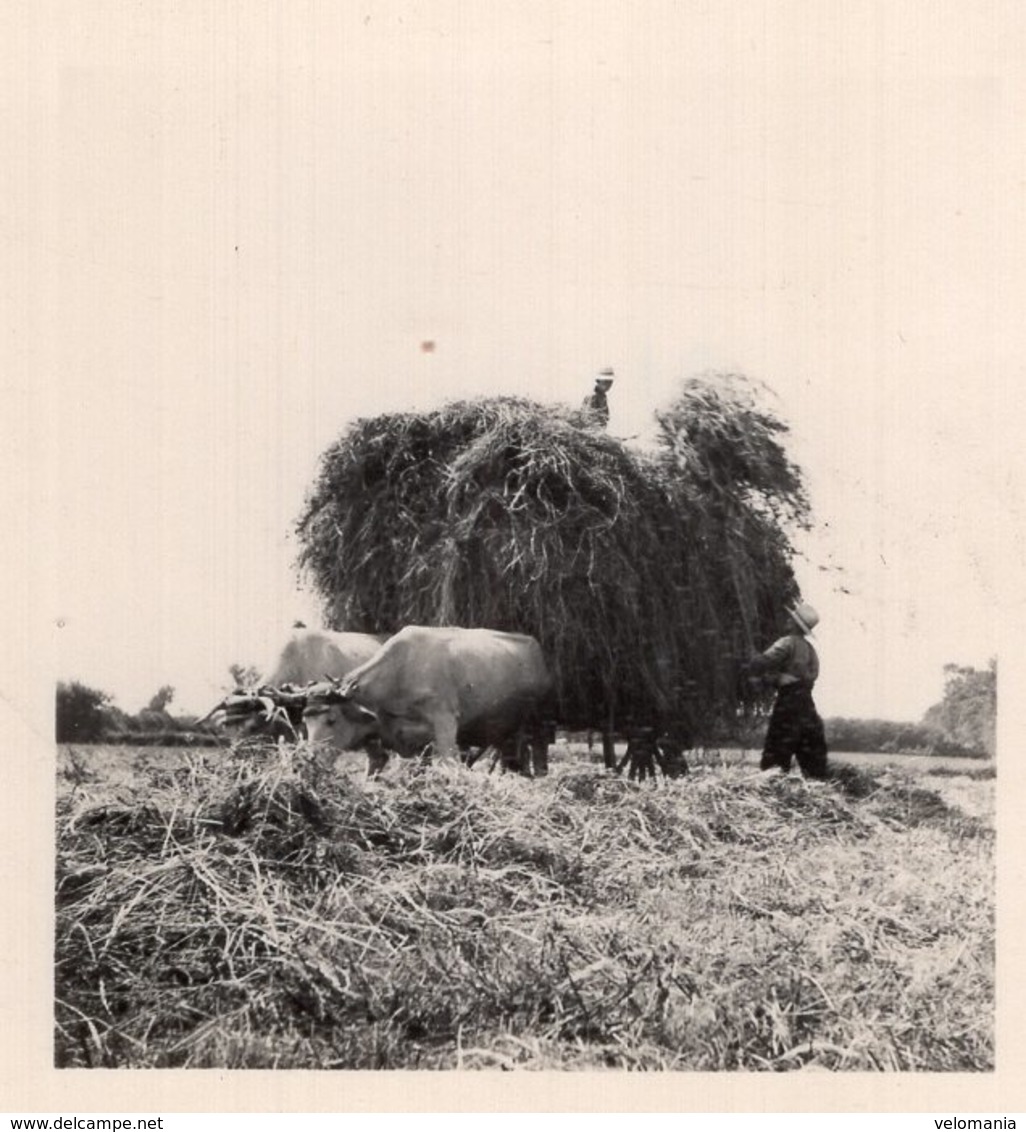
[295,382,803,738]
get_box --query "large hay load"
[295,376,807,746]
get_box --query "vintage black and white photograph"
[6,0,1022,1115]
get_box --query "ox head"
[195,684,308,742]
[301,676,379,752]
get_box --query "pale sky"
[8,1,1022,727]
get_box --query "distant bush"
[55,684,222,746]
[922,660,996,758]
[134,709,178,733]
[101,730,221,748]
[924,764,996,781]
[727,715,988,757]
[823,717,985,758]
[56,682,112,742]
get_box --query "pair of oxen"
[199,626,555,777]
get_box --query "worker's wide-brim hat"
[787,601,819,635]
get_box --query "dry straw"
[55,743,994,1069]
[295,387,802,738]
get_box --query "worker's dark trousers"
[761,683,829,779]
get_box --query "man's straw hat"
[787,601,819,635]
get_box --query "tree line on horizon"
[55,658,997,758]
[54,682,218,747]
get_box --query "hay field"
[55,743,994,1070]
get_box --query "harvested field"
[55,743,994,1070]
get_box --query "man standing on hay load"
[582,368,614,428]
[746,601,829,779]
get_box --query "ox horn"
[256,694,279,722]
[268,704,298,736]
[194,698,228,727]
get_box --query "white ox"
[201,629,384,741]
[302,626,554,776]
[267,629,385,688]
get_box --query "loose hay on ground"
[55,744,993,1070]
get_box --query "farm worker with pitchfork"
[745,601,829,779]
